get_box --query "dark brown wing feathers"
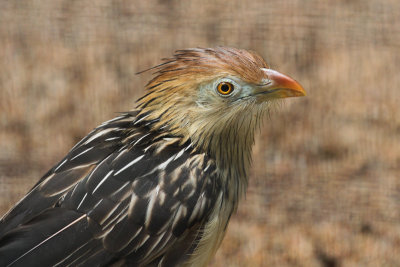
[0,112,221,266]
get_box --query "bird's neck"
[195,120,255,203]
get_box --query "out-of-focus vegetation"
[1,1,400,266]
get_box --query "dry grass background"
[1,0,400,266]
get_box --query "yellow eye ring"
[217,82,234,95]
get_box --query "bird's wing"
[0,112,221,266]
[0,113,135,237]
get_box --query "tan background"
[1,0,400,266]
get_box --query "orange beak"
[255,69,306,99]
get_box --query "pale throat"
[187,109,260,184]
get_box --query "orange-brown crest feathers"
[137,47,268,106]
[140,47,268,93]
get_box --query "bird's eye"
[217,82,234,95]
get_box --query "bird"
[0,47,305,266]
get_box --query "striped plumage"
[0,47,305,266]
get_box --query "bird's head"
[136,47,305,167]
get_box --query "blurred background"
[1,0,400,266]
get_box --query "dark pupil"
[221,83,230,92]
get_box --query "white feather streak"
[92,170,114,194]
[70,147,94,161]
[114,155,145,176]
